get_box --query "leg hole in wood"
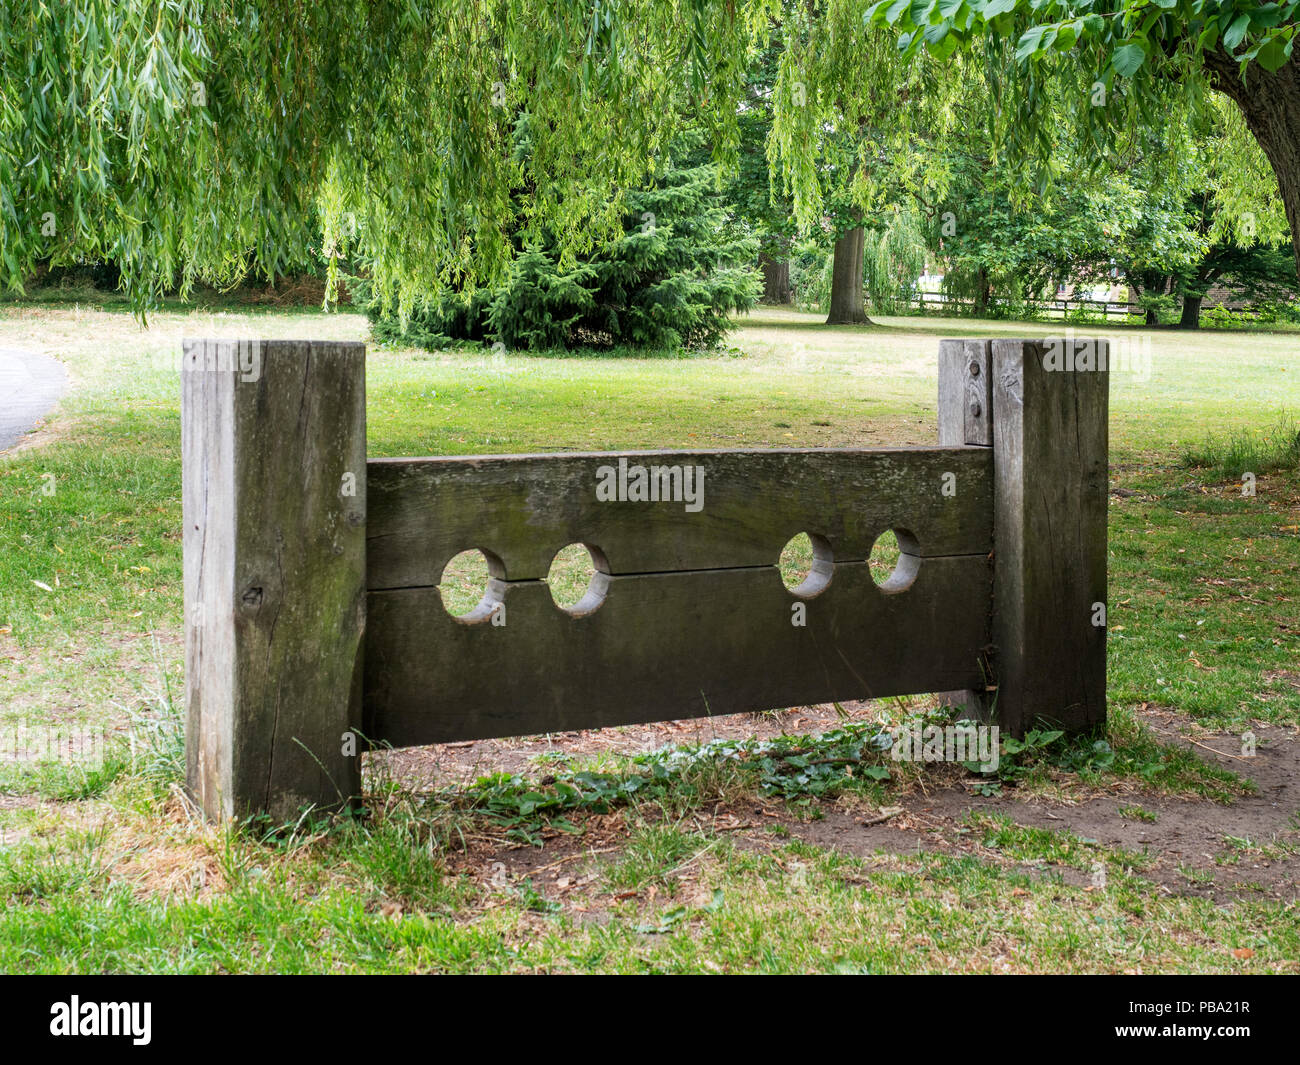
[779,532,833,598]
[547,542,609,616]
[438,548,506,623]
[870,528,920,593]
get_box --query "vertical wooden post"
[183,340,367,821]
[989,338,1108,735]
[937,339,994,719]
[938,339,993,449]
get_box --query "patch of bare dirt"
[774,715,1300,904]
[767,714,1300,903]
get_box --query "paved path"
[0,348,67,452]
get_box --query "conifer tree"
[372,160,760,351]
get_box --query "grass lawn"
[0,302,1297,973]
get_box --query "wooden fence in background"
[181,337,1108,821]
[910,291,1141,319]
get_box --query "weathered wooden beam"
[938,339,993,447]
[989,338,1109,735]
[182,340,366,821]
[935,339,994,719]
[364,554,991,746]
[366,447,993,587]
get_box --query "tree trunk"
[1203,51,1300,280]
[759,252,791,304]
[1179,293,1204,329]
[974,264,992,316]
[826,227,871,324]
[1137,272,1170,326]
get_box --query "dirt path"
[0,347,66,452]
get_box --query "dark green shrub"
[367,162,760,352]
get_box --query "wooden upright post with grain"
[182,340,367,822]
[938,337,1109,734]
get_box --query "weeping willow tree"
[2,0,1296,314]
[0,0,755,314]
[862,207,928,313]
[765,0,965,323]
[0,0,968,319]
